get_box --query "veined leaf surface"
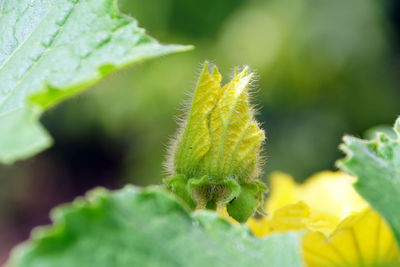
[7,186,303,267]
[338,117,400,247]
[0,0,191,163]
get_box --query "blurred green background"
[1,0,400,262]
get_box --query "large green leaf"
[0,0,191,163]
[338,117,400,246]
[7,186,303,267]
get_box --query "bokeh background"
[1,0,400,263]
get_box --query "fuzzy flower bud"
[164,62,267,222]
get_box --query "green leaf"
[7,186,303,267]
[0,0,191,163]
[338,117,400,247]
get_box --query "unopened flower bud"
[164,62,267,222]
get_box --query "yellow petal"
[265,172,298,213]
[296,171,368,221]
[303,208,400,267]
[247,171,400,267]
[266,171,368,223]
[247,216,273,237]
[201,67,264,182]
[270,201,310,232]
[306,210,340,237]
[249,202,339,237]
[174,62,222,176]
[247,203,309,238]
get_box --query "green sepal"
[188,176,241,209]
[226,181,268,223]
[165,175,267,222]
[219,179,242,205]
[163,175,196,210]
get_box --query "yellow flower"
[247,171,400,267]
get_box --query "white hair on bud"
[163,61,267,181]
[164,61,215,177]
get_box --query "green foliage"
[7,186,303,267]
[0,0,191,164]
[338,117,400,246]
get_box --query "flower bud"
[164,62,267,222]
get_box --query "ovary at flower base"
[247,171,400,267]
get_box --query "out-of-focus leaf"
[338,117,400,246]
[363,124,396,140]
[7,186,303,267]
[0,0,191,163]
